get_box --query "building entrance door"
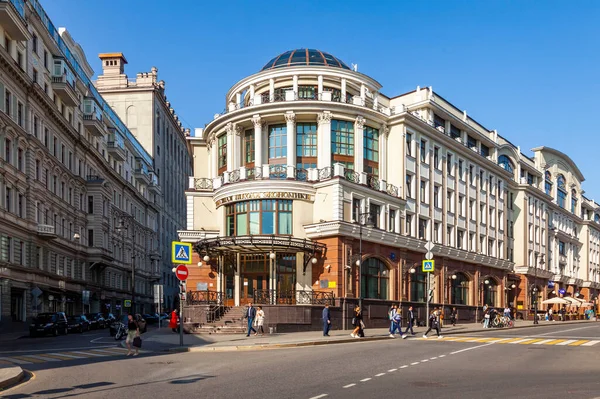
[240,254,269,304]
[277,255,296,303]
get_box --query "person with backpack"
[388,304,397,336]
[423,309,442,339]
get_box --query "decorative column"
[249,84,255,101]
[269,78,275,102]
[252,115,263,167]
[293,75,298,98]
[360,84,366,102]
[235,92,242,107]
[317,111,332,169]
[354,116,365,174]
[341,78,347,102]
[318,75,323,97]
[234,253,241,306]
[379,123,389,181]
[233,124,243,169]
[285,112,296,167]
[209,138,217,178]
[225,122,234,172]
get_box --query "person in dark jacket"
[423,309,442,339]
[351,306,364,338]
[244,302,257,337]
[450,307,458,326]
[322,304,331,336]
[404,306,416,336]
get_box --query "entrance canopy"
[542,297,568,305]
[193,235,327,274]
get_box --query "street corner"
[0,366,27,393]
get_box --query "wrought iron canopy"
[193,235,326,258]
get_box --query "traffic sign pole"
[179,284,184,347]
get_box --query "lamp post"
[354,211,374,308]
[531,254,544,325]
[476,278,490,323]
[116,215,136,314]
[402,263,417,301]
[446,273,457,304]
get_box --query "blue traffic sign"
[422,260,435,273]
[172,241,192,264]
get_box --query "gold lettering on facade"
[215,192,313,207]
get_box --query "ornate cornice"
[355,116,365,129]
[285,112,296,124]
[317,111,332,126]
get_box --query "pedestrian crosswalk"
[418,336,600,347]
[0,346,146,365]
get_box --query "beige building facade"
[181,49,600,325]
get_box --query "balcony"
[148,173,161,195]
[190,164,399,198]
[134,159,151,185]
[51,74,78,106]
[107,131,126,160]
[36,224,57,239]
[83,98,106,136]
[0,0,30,41]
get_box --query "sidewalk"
[139,319,594,353]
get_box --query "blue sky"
[43,0,600,200]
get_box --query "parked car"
[159,313,170,321]
[67,315,90,333]
[143,313,159,324]
[86,313,106,329]
[29,312,68,337]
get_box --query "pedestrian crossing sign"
[422,259,435,272]
[172,241,192,264]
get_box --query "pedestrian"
[351,306,363,338]
[404,306,416,336]
[560,306,566,322]
[388,304,397,335]
[483,309,491,328]
[504,306,511,319]
[450,307,458,327]
[169,309,179,333]
[390,306,404,338]
[125,313,140,356]
[322,303,331,336]
[244,302,257,337]
[423,309,442,339]
[548,307,553,322]
[255,306,265,336]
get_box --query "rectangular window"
[459,195,465,217]
[433,146,440,169]
[447,190,453,213]
[457,230,464,249]
[467,135,477,150]
[406,132,412,157]
[481,203,486,224]
[420,180,426,203]
[434,114,445,130]
[5,89,11,116]
[470,232,476,251]
[405,214,413,236]
[244,130,255,166]
[469,165,475,185]
[4,138,11,163]
[17,102,23,126]
[481,144,490,158]
[44,128,49,147]
[434,185,440,208]
[418,218,427,240]
[389,210,397,233]
[420,139,427,163]
[32,34,38,53]
[458,159,464,180]
[363,126,379,177]
[297,122,317,168]
[34,116,39,137]
[433,222,440,243]
[331,119,354,168]
[44,50,48,69]
[370,204,381,229]
[353,198,362,223]
[88,196,94,214]
[470,199,476,220]
[5,187,11,212]
[447,153,453,175]
[217,134,227,171]
[450,124,461,139]
[17,148,22,171]
[447,226,453,246]
[33,68,38,83]
[35,160,40,180]
[406,174,413,198]
[268,124,287,160]
[88,230,94,247]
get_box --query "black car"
[29,312,68,337]
[143,313,159,324]
[67,315,90,333]
[86,313,106,329]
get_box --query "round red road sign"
[175,265,189,281]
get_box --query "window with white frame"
[405,213,413,236]
[406,133,413,157]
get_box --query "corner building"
[182,49,600,328]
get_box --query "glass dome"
[261,49,351,71]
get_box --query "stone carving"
[234,124,243,136]
[251,115,262,129]
[317,111,332,125]
[355,116,365,129]
[285,112,296,123]
[381,124,389,137]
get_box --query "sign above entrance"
[422,260,435,273]
[215,192,314,208]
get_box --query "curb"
[0,368,26,392]
[165,320,595,353]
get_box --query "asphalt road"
[4,323,600,399]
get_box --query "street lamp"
[353,211,374,308]
[446,273,457,304]
[476,278,490,323]
[531,285,539,324]
[402,263,417,301]
[116,215,136,314]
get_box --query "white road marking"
[532,339,555,345]
[70,351,105,357]
[343,384,356,388]
[439,354,446,358]
[421,359,429,362]
[309,395,328,399]
[556,340,577,346]
[20,355,60,362]
[488,338,511,343]
[0,357,32,365]
[535,325,597,337]
[0,345,115,355]
[375,373,386,377]
[360,378,371,382]
[400,365,409,368]
[509,339,531,344]
[388,368,397,372]
[49,352,85,359]
[450,343,494,355]
[89,349,127,355]
[410,362,419,365]
[581,341,600,347]
[430,357,438,360]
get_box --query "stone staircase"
[188,306,247,334]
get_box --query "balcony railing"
[2,0,25,18]
[36,224,57,239]
[253,289,335,305]
[187,290,224,305]
[189,164,400,198]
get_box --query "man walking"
[404,306,416,336]
[423,309,443,339]
[322,303,331,336]
[390,306,404,338]
[244,302,257,337]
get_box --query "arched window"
[571,189,577,214]
[360,258,389,299]
[544,171,552,196]
[498,155,514,174]
[410,268,427,302]
[483,279,497,307]
[557,174,567,208]
[451,273,469,305]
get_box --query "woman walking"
[169,309,179,333]
[255,306,265,336]
[423,309,442,339]
[351,306,364,338]
[450,307,458,327]
[125,313,140,356]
